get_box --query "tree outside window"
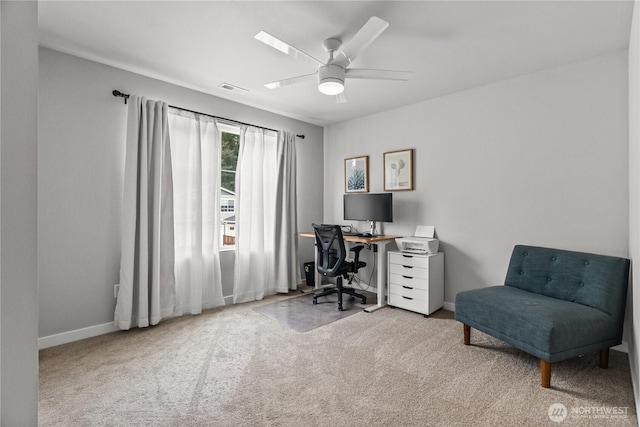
[221,131,239,246]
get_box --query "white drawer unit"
[387,251,444,316]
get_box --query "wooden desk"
[298,232,398,312]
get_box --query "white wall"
[1,2,39,424]
[38,48,323,340]
[627,0,639,412]
[325,51,629,307]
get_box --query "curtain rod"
[112,90,305,139]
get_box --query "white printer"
[395,225,440,254]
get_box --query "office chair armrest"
[350,245,365,267]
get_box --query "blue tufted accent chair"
[455,245,630,388]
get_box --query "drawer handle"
[402,285,413,290]
[402,296,413,300]
[402,265,413,269]
[402,276,413,280]
[402,255,413,258]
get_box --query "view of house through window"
[221,129,239,247]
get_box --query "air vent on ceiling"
[218,83,249,95]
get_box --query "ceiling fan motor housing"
[318,64,345,95]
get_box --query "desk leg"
[364,242,389,313]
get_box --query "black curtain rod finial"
[112,89,130,104]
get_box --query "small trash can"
[303,262,315,287]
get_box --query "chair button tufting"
[547,277,552,282]
[584,261,590,266]
[579,282,584,287]
[551,256,557,261]
[523,252,528,256]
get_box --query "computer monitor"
[343,193,393,235]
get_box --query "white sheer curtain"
[168,110,225,314]
[115,95,176,330]
[233,128,299,303]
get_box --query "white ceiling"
[38,1,634,127]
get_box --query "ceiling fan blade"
[345,68,411,81]
[334,92,348,104]
[264,72,317,89]
[255,31,324,66]
[332,16,389,68]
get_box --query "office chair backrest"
[312,224,347,277]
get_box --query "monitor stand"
[369,220,377,236]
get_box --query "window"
[220,127,239,247]
[221,199,235,212]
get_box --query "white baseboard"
[39,322,119,350]
[443,301,455,312]
[613,341,628,353]
[39,296,235,349]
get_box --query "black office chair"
[312,223,367,311]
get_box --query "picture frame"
[344,155,369,193]
[384,149,414,191]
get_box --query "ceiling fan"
[255,16,411,103]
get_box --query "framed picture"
[344,155,369,193]
[384,149,414,191]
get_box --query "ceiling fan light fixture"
[318,64,345,96]
[318,78,344,95]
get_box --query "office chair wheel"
[313,298,318,305]
[361,298,367,304]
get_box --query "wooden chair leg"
[541,359,551,388]
[463,324,470,345]
[599,348,610,369]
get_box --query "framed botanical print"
[384,149,414,191]
[344,155,369,193]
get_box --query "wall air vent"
[218,83,249,95]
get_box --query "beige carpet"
[39,292,637,426]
